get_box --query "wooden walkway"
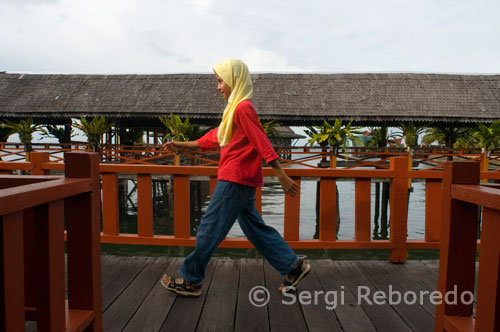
[27,256,445,332]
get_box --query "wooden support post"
[64,152,102,331]
[355,178,371,241]
[435,161,479,332]
[30,152,50,175]
[425,179,442,242]
[137,174,153,237]
[389,157,409,263]
[101,173,119,235]
[173,175,190,238]
[0,212,25,332]
[284,177,300,241]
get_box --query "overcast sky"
[1,0,499,75]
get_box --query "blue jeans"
[179,180,299,283]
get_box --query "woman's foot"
[278,259,311,293]
[161,274,202,297]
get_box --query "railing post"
[389,157,409,263]
[319,178,336,241]
[434,161,479,332]
[137,174,153,237]
[355,178,371,241]
[173,175,190,238]
[30,152,50,175]
[284,177,301,242]
[102,173,119,235]
[425,179,442,242]
[64,152,102,331]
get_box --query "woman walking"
[161,58,310,297]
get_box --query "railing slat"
[355,178,371,241]
[255,187,262,214]
[174,175,190,238]
[319,178,336,241]
[102,173,119,235]
[0,211,25,332]
[389,157,409,262]
[425,179,442,242]
[137,174,153,237]
[474,207,500,331]
[284,177,301,241]
[35,201,65,331]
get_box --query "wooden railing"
[1,151,497,263]
[0,152,102,332]
[2,143,500,171]
[435,161,500,332]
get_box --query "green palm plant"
[43,124,74,144]
[421,125,474,149]
[394,122,427,150]
[73,116,114,152]
[368,126,390,148]
[472,119,500,156]
[261,120,282,145]
[159,114,203,142]
[307,119,364,155]
[0,124,15,143]
[1,118,47,159]
[119,127,144,146]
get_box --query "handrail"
[0,152,102,332]
[435,161,500,332]
[1,152,494,263]
[2,143,500,170]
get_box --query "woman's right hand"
[162,141,184,153]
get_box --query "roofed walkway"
[27,257,443,332]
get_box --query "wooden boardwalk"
[27,256,444,332]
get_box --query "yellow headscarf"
[213,59,253,147]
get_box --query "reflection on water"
[118,178,427,241]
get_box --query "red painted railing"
[435,161,500,332]
[1,151,498,263]
[0,152,102,332]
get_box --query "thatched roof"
[0,72,499,126]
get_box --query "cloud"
[242,47,306,73]
[0,0,499,74]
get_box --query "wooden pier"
[28,256,444,332]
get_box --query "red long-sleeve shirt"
[196,100,279,187]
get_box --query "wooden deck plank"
[24,257,444,332]
[263,261,308,332]
[159,259,217,332]
[313,260,377,332]
[379,260,437,316]
[297,261,343,331]
[334,260,413,332]
[122,258,182,332]
[234,259,269,332]
[101,256,151,311]
[103,257,169,332]
[197,259,240,332]
[359,261,435,331]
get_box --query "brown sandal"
[160,274,202,297]
[279,259,311,293]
